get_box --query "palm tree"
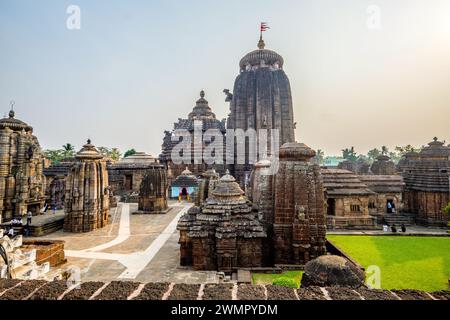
[381,146,389,155]
[61,143,76,158]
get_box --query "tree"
[98,147,121,161]
[61,143,76,158]
[444,203,450,214]
[342,147,357,162]
[124,149,137,158]
[367,148,381,162]
[381,146,389,155]
[43,149,65,164]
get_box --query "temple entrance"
[181,188,188,197]
[124,175,133,191]
[387,199,395,213]
[27,203,41,215]
[327,198,335,215]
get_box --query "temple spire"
[9,100,15,118]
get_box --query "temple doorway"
[125,175,133,191]
[181,188,188,197]
[327,198,335,215]
[387,199,395,213]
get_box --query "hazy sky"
[1,0,450,157]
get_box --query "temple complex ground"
[328,235,450,292]
[34,201,218,284]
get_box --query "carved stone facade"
[43,158,75,210]
[63,140,110,233]
[226,38,296,187]
[370,155,396,175]
[135,164,169,214]
[195,168,220,206]
[322,169,377,229]
[0,109,46,222]
[108,152,158,202]
[177,171,266,272]
[399,138,450,226]
[272,142,327,265]
[160,91,227,186]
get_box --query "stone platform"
[0,211,65,237]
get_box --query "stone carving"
[63,140,109,233]
[135,164,169,214]
[0,108,46,222]
[177,171,266,271]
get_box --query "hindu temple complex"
[63,140,110,233]
[225,37,296,186]
[0,108,46,222]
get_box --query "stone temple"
[177,171,266,271]
[63,140,110,233]
[135,163,169,214]
[0,108,46,222]
[225,36,296,186]
[399,138,450,226]
[160,91,227,185]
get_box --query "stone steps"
[384,214,414,226]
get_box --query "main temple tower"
[226,34,296,186]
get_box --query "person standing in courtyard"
[27,211,32,226]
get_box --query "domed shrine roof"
[188,91,216,120]
[172,167,199,187]
[279,142,316,161]
[0,108,33,132]
[76,139,104,160]
[420,137,450,159]
[239,38,284,70]
[112,152,158,169]
[210,170,246,203]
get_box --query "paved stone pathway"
[64,202,193,279]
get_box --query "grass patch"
[252,271,303,288]
[327,235,450,292]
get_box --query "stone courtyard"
[36,200,218,284]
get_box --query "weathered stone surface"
[266,285,297,300]
[296,286,326,300]
[392,289,433,300]
[177,171,266,271]
[371,155,397,175]
[325,286,362,300]
[202,283,233,300]
[62,281,104,300]
[135,164,169,214]
[237,284,266,300]
[399,138,450,227]
[226,39,295,187]
[272,142,327,265]
[160,91,227,186]
[63,140,110,233]
[133,282,170,300]
[301,255,365,288]
[0,109,46,222]
[168,283,200,300]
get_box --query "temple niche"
[0,108,46,222]
[135,164,169,214]
[63,140,110,233]
[272,142,327,265]
[170,167,199,200]
[177,171,266,272]
[400,138,450,226]
[226,37,296,187]
[159,91,227,186]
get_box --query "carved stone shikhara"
[272,142,327,265]
[226,39,296,187]
[0,109,46,222]
[135,164,169,214]
[63,140,110,233]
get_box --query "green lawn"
[327,235,450,292]
[252,271,303,288]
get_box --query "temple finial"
[258,22,269,49]
[9,100,15,118]
[200,90,205,98]
[257,35,265,50]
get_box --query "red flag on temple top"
[260,22,270,32]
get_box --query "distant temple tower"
[64,140,110,233]
[0,106,46,222]
[225,34,296,186]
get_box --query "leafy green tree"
[61,143,76,158]
[314,149,325,165]
[367,148,381,162]
[43,149,65,164]
[381,145,389,155]
[124,149,137,158]
[342,147,357,162]
[98,147,121,161]
[444,203,450,214]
